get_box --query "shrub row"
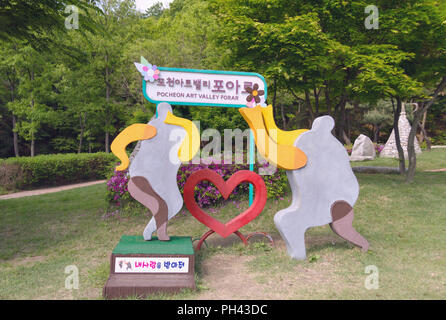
[106,161,290,209]
[106,143,378,209]
[0,153,117,190]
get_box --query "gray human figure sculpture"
[128,102,186,241]
[274,116,369,260]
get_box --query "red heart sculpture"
[184,169,267,238]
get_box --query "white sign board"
[143,67,267,107]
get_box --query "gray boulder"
[350,134,376,161]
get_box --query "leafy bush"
[431,132,446,145]
[106,161,289,209]
[0,162,23,191]
[0,153,116,190]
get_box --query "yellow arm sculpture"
[239,106,307,171]
[261,104,308,146]
[111,124,157,171]
[164,111,200,162]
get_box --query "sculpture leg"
[274,211,308,260]
[329,201,369,251]
[156,221,170,241]
[143,218,156,241]
[128,176,170,241]
[284,226,308,260]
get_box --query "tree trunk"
[392,97,405,175]
[30,68,35,157]
[419,125,432,150]
[272,77,278,124]
[105,130,110,153]
[272,77,277,107]
[9,80,19,157]
[335,99,349,144]
[280,104,286,129]
[30,136,35,157]
[105,51,111,153]
[373,124,380,143]
[406,110,422,183]
[324,82,332,116]
[419,110,432,151]
[346,108,352,142]
[406,77,446,183]
[286,83,306,127]
[342,130,352,146]
[12,115,19,157]
[30,97,35,157]
[304,89,315,122]
[313,87,320,116]
[78,113,86,154]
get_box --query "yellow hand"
[261,104,308,146]
[164,112,200,162]
[239,106,307,171]
[111,124,157,171]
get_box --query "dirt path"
[195,253,296,300]
[0,180,106,200]
[424,168,446,172]
[194,237,341,300]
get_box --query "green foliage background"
[0,0,445,159]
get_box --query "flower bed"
[106,161,288,209]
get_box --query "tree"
[211,0,423,145]
[363,100,393,143]
[0,0,98,50]
[122,0,223,127]
[407,77,446,182]
[0,41,20,156]
[144,1,165,18]
[90,0,139,152]
[363,0,446,181]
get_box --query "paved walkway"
[424,168,446,172]
[0,180,106,200]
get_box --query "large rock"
[349,134,376,161]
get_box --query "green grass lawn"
[350,147,446,171]
[0,149,445,299]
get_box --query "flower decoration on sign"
[134,56,160,82]
[245,83,264,106]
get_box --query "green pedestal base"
[103,235,195,299]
